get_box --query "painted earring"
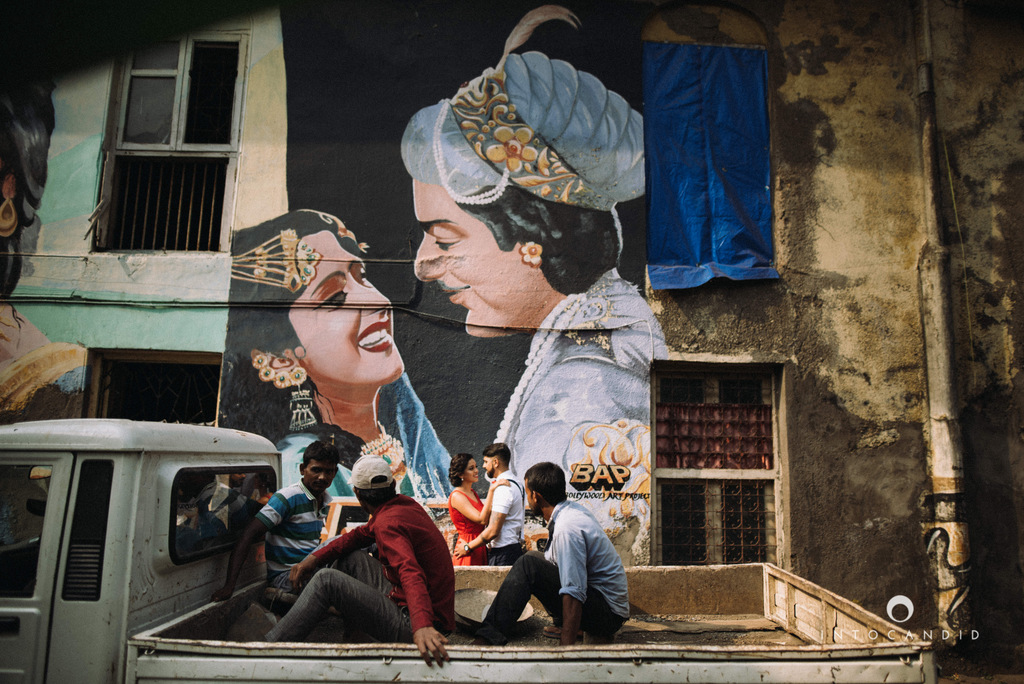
[0,198,17,238]
[252,349,307,389]
[289,387,318,431]
[519,242,542,267]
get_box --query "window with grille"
[652,366,779,565]
[92,351,221,425]
[96,34,247,252]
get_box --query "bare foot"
[542,625,580,640]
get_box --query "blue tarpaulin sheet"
[643,42,777,289]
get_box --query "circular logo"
[886,595,914,623]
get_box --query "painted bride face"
[412,180,559,337]
[289,230,404,401]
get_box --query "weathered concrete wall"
[647,0,936,628]
[644,0,1024,651]
[928,0,1024,653]
[23,8,288,351]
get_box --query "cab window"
[0,465,52,596]
[170,467,275,564]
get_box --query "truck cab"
[0,419,279,684]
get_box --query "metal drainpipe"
[914,0,971,639]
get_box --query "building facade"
[1,0,1022,658]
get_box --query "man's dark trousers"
[475,552,624,645]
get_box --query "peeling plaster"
[858,429,900,450]
[784,34,851,76]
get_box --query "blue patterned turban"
[401,8,644,212]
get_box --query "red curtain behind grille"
[655,403,772,469]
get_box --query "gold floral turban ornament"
[401,5,646,244]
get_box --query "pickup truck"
[0,419,937,684]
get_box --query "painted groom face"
[412,180,555,337]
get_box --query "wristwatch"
[463,543,471,554]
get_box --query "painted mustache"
[437,280,470,292]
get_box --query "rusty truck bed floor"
[303,613,805,648]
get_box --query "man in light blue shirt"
[474,462,629,646]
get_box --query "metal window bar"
[105,156,226,251]
[186,160,198,248]
[660,376,704,403]
[198,161,209,250]
[141,162,154,249]
[153,162,166,250]
[719,378,764,404]
[175,162,187,249]
[659,479,776,565]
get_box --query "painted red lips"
[357,317,393,353]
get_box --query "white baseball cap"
[350,456,394,490]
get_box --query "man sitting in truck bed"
[212,441,339,601]
[265,454,454,668]
[473,461,630,646]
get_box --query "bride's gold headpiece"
[231,229,322,292]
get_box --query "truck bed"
[128,563,937,683]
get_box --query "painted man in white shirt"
[453,443,525,566]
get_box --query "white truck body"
[0,419,278,684]
[0,419,937,684]
[127,563,937,684]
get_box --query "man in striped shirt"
[212,441,339,601]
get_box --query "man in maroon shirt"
[264,455,454,667]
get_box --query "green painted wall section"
[38,134,103,225]
[16,293,227,353]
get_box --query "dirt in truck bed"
[301,612,806,648]
[166,583,806,648]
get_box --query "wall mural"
[0,83,87,421]
[222,210,451,501]
[219,0,666,562]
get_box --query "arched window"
[643,4,777,289]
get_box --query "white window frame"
[96,30,250,252]
[650,362,785,566]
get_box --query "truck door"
[0,454,74,684]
